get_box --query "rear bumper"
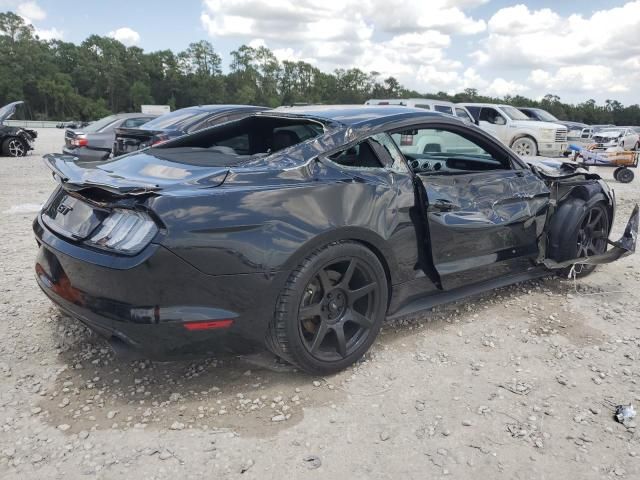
[34,217,283,356]
[62,147,111,162]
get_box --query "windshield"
[142,109,211,131]
[82,115,120,133]
[534,109,559,122]
[500,106,530,121]
[598,128,623,136]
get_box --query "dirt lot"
[1,128,639,479]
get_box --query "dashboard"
[405,153,507,174]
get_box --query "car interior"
[390,128,511,174]
[151,116,326,164]
[328,142,383,168]
[479,108,506,125]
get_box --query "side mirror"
[495,116,506,126]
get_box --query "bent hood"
[0,100,23,124]
[512,120,567,131]
[43,151,230,196]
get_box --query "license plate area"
[42,192,106,240]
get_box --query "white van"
[459,103,568,157]
[365,99,475,124]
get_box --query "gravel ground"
[1,128,639,479]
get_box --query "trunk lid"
[44,151,230,196]
[113,127,172,156]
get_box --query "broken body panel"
[34,107,637,356]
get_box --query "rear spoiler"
[43,154,161,196]
[114,127,164,136]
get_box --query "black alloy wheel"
[567,202,609,277]
[267,242,388,375]
[576,205,608,259]
[298,257,378,362]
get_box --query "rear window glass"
[142,110,212,130]
[83,115,120,133]
[434,105,454,114]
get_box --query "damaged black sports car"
[0,101,37,157]
[34,106,638,374]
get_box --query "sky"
[2,0,639,105]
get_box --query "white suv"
[365,99,475,123]
[459,103,568,157]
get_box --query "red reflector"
[183,319,233,331]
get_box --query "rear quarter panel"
[148,162,421,286]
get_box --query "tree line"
[1,11,639,125]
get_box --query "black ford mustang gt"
[34,106,638,374]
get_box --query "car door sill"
[387,267,549,320]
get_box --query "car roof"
[366,98,455,106]
[175,104,268,113]
[113,112,160,119]
[267,105,446,127]
[458,103,512,108]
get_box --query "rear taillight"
[71,135,88,147]
[151,134,169,146]
[85,209,158,255]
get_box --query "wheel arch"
[509,133,538,148]
[547,192,609,261]
[281,226,397,292]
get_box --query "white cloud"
[108,27,141,46]
[197,0,640,102]
[529,66,629,94]
[34,26,63,40]
[486,78,528,97]
[480,2,640,68]
[488,5,560,35]
[16,1,45,21]
[0,1,64,40]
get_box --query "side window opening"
[123,117,153,128]
[455,108,474,123]
[479,108,506,125]
[329,141,383,169]
[434,105,454,115]
[389,127,511,174]
[155,116,325,161]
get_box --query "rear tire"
[548,199,610,278]
[266,241,388,375]
[2,137,27,157]
[617,168,634,184]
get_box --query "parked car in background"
[518,107,588,139]
[459,103,567,156]
[35,106,637,374]
[63,113,158,162]
[591,127,640,151]
[365,99,476,123]
[112,105,268,157]
[56,120,90,129]
[0,101,37,157]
